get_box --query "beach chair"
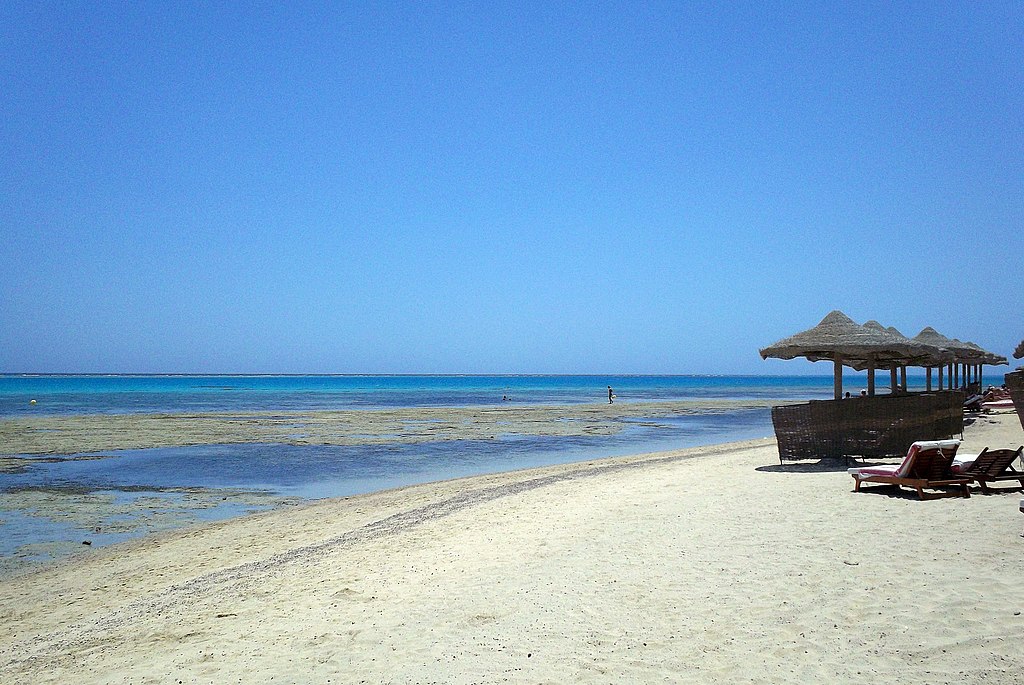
[848,440,970,500]
[954,446,1024,494]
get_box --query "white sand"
[2,412,1023,684]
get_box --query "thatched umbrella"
[948,339,980,387]
[913,327,1006,389]
[957,341,1007,387]
[1015,340,1024,359]
[858,321,901,394]
[860,321,951,393]
[914,326,957,349]
[759,311,935,399]
[913,327,960,390]
[957,341,1003,365]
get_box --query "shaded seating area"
[760,311,1006,463]
[848,440,970,500]
[954,446,1024,493]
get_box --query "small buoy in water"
[30,399,37,404]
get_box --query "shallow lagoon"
[0,407,771,573]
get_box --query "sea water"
[0,373,839,416]
[0,374,913,570]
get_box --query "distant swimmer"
[608,386,614,404]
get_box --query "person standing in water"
[608,386,614,403]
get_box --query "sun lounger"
[953,446,1024,494]
[848,439,970,500]
[981,399,1016,411]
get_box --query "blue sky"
[2,1,1022,374]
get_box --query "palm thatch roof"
[913,326,958,351]
[911,327,1005,366]
[759,311,935,366]
[949,339,981,361]
[761,311,1010,399]
[921,327,1007,366]
[856,321,951,369]
[1015,340,1024,360]
[958,341,1007,366]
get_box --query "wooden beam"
[926,367,932,391]
[867,357,876,396]
[834,354,843,400]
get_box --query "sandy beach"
[2,411,1023,684]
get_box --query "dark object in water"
[82,540,92,545]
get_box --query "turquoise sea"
[0,374,922,571]
[0,373,841,416]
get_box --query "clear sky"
[2,1,1022,374]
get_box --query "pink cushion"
[891,444,922,477]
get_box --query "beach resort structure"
[760,311,1008,462]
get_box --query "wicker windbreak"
[1006,370,1024,432]
[771,391,964,462]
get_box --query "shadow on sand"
[756,457,900,474]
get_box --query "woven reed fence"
[770,390,965,462]
[1006,370,1024,432]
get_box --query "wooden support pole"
[833,355,843,400]
[926,367,932,391]
[938,365,944,390]
[890,367,898,394]
[868,358,876,397]
[900,366,907,391]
